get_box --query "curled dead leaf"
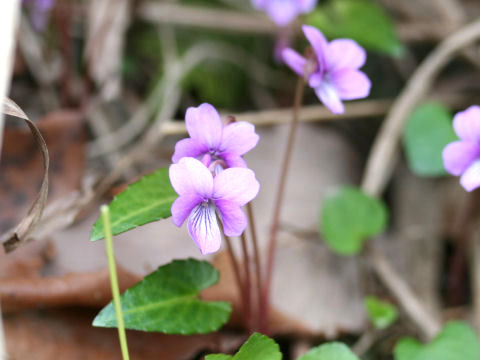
[1,97,49,252]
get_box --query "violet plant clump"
[172,103,259,172]
[169,157,260,255]
[442,105,480,191]
[282,25,371,114]
[251,0,317,27]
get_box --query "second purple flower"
[282,25,371,114]
[172,103,259,171]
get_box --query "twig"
[368,246,440,339]
[261,77,305,333]
[137,1,468,44]
[160,93,476,136]
[352,328,377,357]
[137,2,278,35]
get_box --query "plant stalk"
[240,233,252,332]
[247,202,263,331]
[261,77,305,332]
[101,205,130,360]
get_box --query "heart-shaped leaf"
[298,342,359,360]
[91,167,177,241]
[364,296,398,330]
[206,333,282,360]
[394,321,480,360]
[403,102,457,177]
[319,186,388,255]
[306,0,403,56]
[93,258,231,334]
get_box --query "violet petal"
[185,103,223,150]
[327,39,366,71]
[266,0,298,26]
[315,82,344,114]
[282,48,307,77]
[215,199,248,237]
[442,141,480,176]
[171,194,202,227]
[302,25,329,74]
[172,138,208,163]
[187,203,221,255]
[213,167,260,206]
[331,68,371,100]
[221,153,248,168]
[453,105,480,142]
[169,157,213,198]
[221,121,259,156]
[460,160,480,192]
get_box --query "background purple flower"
[172,103,259,170]
[252,0,317,27]
[23,0,55,31]
[443,106,480,192]
[169,157,260,255]
[282,25,371,114]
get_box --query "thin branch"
[160,93,476,136]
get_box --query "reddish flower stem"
[261,77,305,333]
[218,214,247,328]
[240,233,253,332]
[246,202,263,330]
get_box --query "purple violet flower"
[169,157,260,255]
[172,103,259,171]
[252,0,317,27]
[442,106,480,192]
[282,25,371,114]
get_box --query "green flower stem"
[101,205,130,360]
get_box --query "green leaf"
[298,342,359,360]
[90,167,177,241]
[93,259,232,334]
[403,102,457,177]
[205,355,233,360]
[305,0,403,56]
[394,321,480,360]
[319,186,388,255]
[206,333,282,360]
[364,296,398,330]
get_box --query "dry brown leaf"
[0,266,140,312]
[1,98,49,252]
[4,309,243,360]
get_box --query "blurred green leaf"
[90,167,176,241]
[403,102,457,177]
[306,0,403,56]
[206,333,282,360]
[93,259,231,334]
[364,296,398,330]
[298,342,359,360]
[394,322,480,360]
[319,187,388,255]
